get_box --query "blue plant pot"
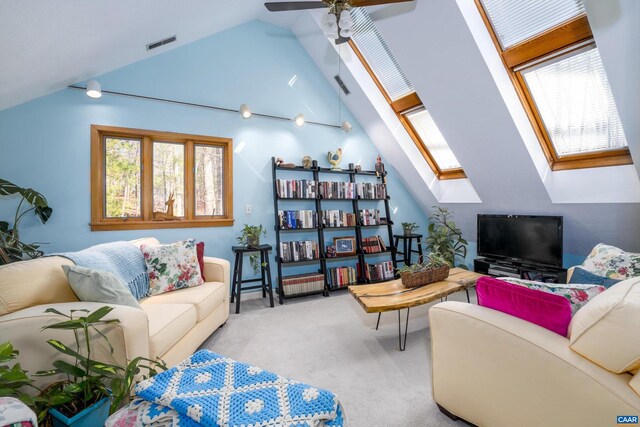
[49,397,110,427]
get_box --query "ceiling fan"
[264,0,413,44]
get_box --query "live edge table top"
[348,268,486,313]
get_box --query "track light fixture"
[341,120,353,133]
[239,104,252,119]
[294,113,305,127]
[86,80,102,98]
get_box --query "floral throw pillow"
[580,243,640,280]
[500,278,606,315]
[141,239,204,296]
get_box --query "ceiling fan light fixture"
[339,27,353,38]
[294,113,305,127]
[239,104,252,119]
[339,10,353,30]
[322,11,337,33]
[86,80,102,98]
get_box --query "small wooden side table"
[394,234,424,266]
[231,245,274,314]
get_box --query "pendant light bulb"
[239,104,252,119]
[339,10,353,30]
[341,120,353,133]
[340,27,353,38]
[86,80,102,98]
[323,11,337,33]
[294,113,305,127]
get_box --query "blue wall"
[0,20,429,276]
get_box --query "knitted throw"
[130,350,345,427]
[57,241,149,299]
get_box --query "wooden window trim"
[91,125,234,231]
[348,40,466,180]
[475,0,632,171]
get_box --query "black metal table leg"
[407,237,414,265]
[231,252,239,303]
[375,313,382,330]
[417,240,424,263]
[264,250,274,308]
[403,238,410,266]
[466,287,471,303]
[260,251,267,298]
[235,254,243,314]
[398,308,410,351]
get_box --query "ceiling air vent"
[334,75,350,95]
[147,35,177,51]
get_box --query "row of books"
[278,210,317,229]
[362,236,387,254]
[328,266,357,288]
[318,181,356,199]
[281,273,325,295]
[357,183,387,200]
[358,261,395,282]
[276,179,317,199]
[322,210,357,228]
[280,240,320,262]
[360,209,381,226]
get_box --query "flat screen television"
[477,214,563,268]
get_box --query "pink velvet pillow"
[476,277,572,336]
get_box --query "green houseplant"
[0,178,53,264]
[0,342,45,409]
[237,224,267,274]
[401,222,419,236]
[425,207,468,269]
[396,253,451,288]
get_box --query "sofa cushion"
[631,372,640,398]
[569,267,621,289]
[569,277,640,374]
[0,256,78,315]
[141,281,225,322]
[142,303,196,358]
[477,277,572,336]
[141,239,204,296]
[580,243,640,280]
[62,265,141,308]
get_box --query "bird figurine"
[327,148,343,171]
[375,155,387,184]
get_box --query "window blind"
[405,109,462,171]
[481,0,586,49]
[350,8,414,101]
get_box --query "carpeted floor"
[200,289,475,427]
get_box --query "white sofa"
[429,273,640,427]
[0,237,230,387]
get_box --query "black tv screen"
[477,215,563,267]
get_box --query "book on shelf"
[358,260,395,282]
[281,272,325,295]
[329,266,357,288]
[280,240,320,262]
[278,210,318,229]
[361,235,387,253]
[276,179,317,199]
[321,210,357,228]
[359,209,381,226]
[356,182,387,199]
[318,181,355,199]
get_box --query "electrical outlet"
[245,204,252,215]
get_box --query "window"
[91,125,233,230]
[349,8,465,179]
[478,0,631,170]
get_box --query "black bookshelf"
[271,157,398,304]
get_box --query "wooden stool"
[231,245,274,314]
[393,234,424,266]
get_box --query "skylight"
[405,109,462,170]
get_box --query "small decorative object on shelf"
[327,148,343,171]
[354,165,362,173]
[348,163,354,170]
[312,160,318,168]
[152,192,180,221]
[276,157,295,168]
[401,222,419,236]
[397,253,451,288]
[334,236,356,256]
[375,155,387,184]
[325,245,337,258]
[302,155,313,169]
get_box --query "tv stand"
[474,258,567,283]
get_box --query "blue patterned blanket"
[56,241,149,299]
[128,350,345,427]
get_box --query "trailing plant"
[0,178,53,264]
[237,224,267,274]
[396,253,451,275]
[425,207,469,269]
[401,222,419,233]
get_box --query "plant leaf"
[86,306,114,323]
[53,360,86,378]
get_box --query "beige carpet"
[201,289,475,427]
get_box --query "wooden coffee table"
[349,268,485,350]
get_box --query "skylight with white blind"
[405,109,462,170]
[482,0,586,49]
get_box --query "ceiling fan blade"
[350,0,414,7]
[265,1,329,12]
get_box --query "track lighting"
[86,80,102,98]
[294,113,305,127]
[341,120,353,133]
[239,104,252,119]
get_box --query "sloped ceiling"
[0,0,301,110]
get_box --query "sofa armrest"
[566,266,575,282]
[429,302,640,427]
[203,256,230,289]
[0,302,149,390]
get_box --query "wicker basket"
[400,266,450,288]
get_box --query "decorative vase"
[49,397,110,427]
[403,228,413,237]
[247,236,260,248]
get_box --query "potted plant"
[0,178,53,265]
[401,222,419,237]
[0,342,44,410]
[425,207,468,269]
[396,253,451,288]
[237,224,267,274]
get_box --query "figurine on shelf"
[375,155,387,184]
[276,157,296,168]
[354,165,362,173]
[153,192,180,221]
[327,148,343,171]
[302,155,313,169]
